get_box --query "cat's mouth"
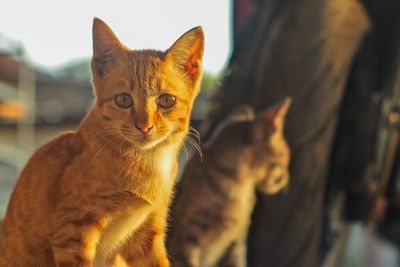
[119,126,171,150]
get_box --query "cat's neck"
[199,147,254,184]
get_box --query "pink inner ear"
[257,105,285,134]
[256,98,291,136]
[184,37,204,81]
[185,60,199,79]
[252,119,276,141]
[261,107,280,123]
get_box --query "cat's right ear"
[251,97,292,141]
[91,18,125,79]
[165,27,205,85]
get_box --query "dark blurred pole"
[325,0,400,263]
[350,0,400,246]
[328,0,400,224]
[204,0,370,266]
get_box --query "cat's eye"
[115,93,133,108]
[157,94,176,108]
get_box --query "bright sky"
[0,0,232,74]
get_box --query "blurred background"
[1,0,400,267]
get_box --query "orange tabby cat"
[0,18,204,267]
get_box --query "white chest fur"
[156,145,176,185]
[93,145,177,265]
[94,205,152,265]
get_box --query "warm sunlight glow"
[0,100,27,121]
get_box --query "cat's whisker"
[89,136,113,160]
[187,132,201,143]
[185,135,203,162]
[181,142,189,160]
[187,135,201,151]
[189,125,200,136]
[88,127,126,162]
[90,135,120,162]
[188,126,201,143]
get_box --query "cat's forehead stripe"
[127,51,163,92]
[117,77,130,91]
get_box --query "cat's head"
[206,98,291,194]
[90,18,204,150]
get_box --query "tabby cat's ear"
[208,105,255,145]
[165,26,204,84]
[252,97,292,140]
[91,18,125,79]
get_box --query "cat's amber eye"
[157,94,176,108]
[115,93,133,108]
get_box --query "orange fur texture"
[0,18,204,267]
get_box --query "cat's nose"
[136,123,153,134]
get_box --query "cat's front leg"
[140,210,170,267]
[171,244,201,267]
[50,229,96,266]
[120,212,170,267]
[120,232,169,267]
[218,238,247,267]
[49,211,107,267]
[150,230,170,267]
[123,229,170,267]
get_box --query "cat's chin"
[136,139,164,150]
[132,135,169,150]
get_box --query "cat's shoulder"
[17,131,82,181]
[34,131,82,159]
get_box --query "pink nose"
[136,123,153,134]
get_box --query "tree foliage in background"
[53,59,91,81]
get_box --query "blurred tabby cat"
[167,99,291,267]
[0,18,203,266]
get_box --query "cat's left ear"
[91,18,126,79]
[165,26,204,84]
[252,97,292,140]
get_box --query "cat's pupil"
[115,93,133,108]
[158,94,176,108]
